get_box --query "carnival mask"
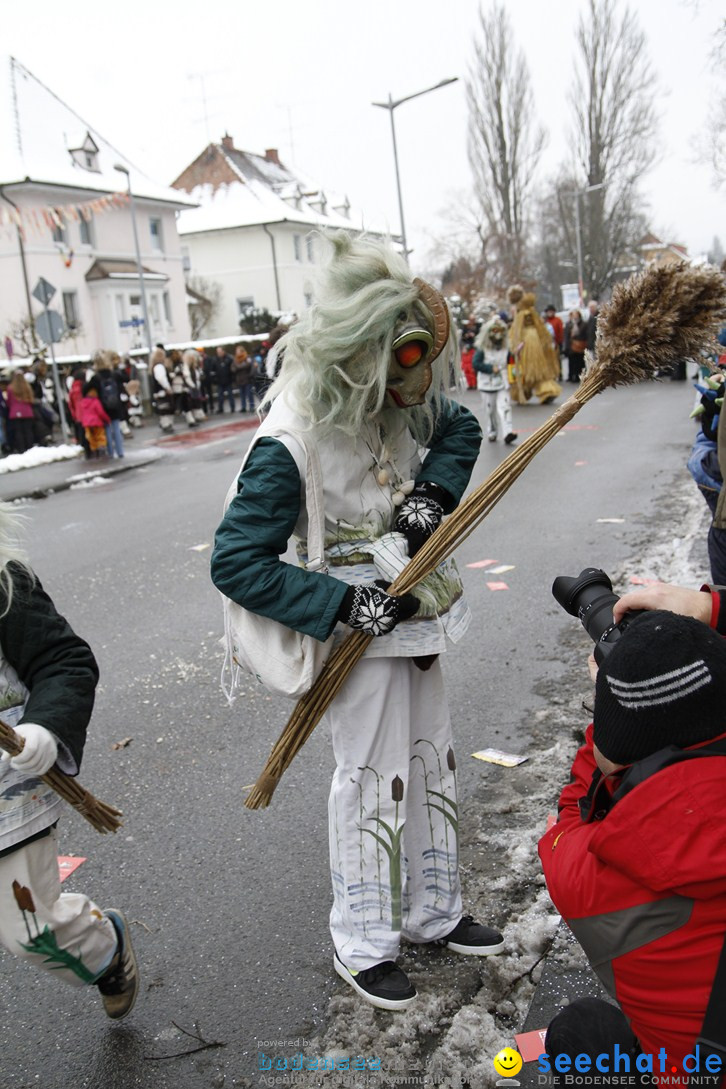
[385,278,451,409]
[487,321,506,349]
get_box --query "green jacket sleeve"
[0,564,99,773]
[414,399,483,511]
[211,438,348,641]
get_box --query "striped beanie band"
[593,610,726,765]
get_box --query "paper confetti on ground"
[58,856,86,882]
[472,748,528,767]
[515,1027,548,1063]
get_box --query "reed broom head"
[589,261,726,390]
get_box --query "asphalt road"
[0,377,704,1089]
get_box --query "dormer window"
[69,131,100,173]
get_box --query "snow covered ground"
[0,443,82,474]
[249,480,710,1089]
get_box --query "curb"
[0,414,259,502]
[0,453,167,503]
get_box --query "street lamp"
[574,182,606,306]
[372,78,458,261]
[113,163,154,362]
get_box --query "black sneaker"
[435,914,505,956]
[96,909,139,1019]
[504,432,518,445]
[334,952,416,1010]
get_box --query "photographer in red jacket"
[539,608,726,1085]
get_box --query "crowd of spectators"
[0,326,289,458]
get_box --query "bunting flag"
[0,191,130,240]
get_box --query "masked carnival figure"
[473,314,517,445]
[211,233,504,1011]
[507,285,562,405]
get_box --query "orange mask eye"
[395,341,426,368]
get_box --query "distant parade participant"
[212,233,504,1012]
[507,285,562,405]
[473,313,517,444]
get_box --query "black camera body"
[552,568,631,664]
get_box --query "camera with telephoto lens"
[552,568,632,664]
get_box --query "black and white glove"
[337,581,419,637]
[393,481,449,557]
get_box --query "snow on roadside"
[0,444,82,474]
[69,475,112,489]
[244,479,711,1089]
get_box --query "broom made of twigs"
[0,717,123,833]
[244,261,726,810]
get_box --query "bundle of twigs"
[245,262,726,810]
[0,717,123,833]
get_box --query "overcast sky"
[5,0,724,272]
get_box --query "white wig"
[266,232,454,442]
[0,504,33,616]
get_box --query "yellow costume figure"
[507,286,562,405]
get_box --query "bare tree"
[466,2,546,291]
[4,316,84,358]
[187,275,222,339]
[702,17,726,189]
[420,189,492,290]
[568,0,658,298]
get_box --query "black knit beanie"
[593,610,726,765]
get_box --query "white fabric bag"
[220,425,334,701]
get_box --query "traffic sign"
[36,309,65,344]
[119,317,145,328]
[32,277,56,306]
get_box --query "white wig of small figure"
[266,231,456,444]
[0,504,32,616]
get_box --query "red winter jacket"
[539,724,726,1080]
[78,394,110,428]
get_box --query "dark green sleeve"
[0,565,99,772]
[211,438,348,641]
[415,399,483,511]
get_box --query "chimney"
[265,148,281,165]
[221,133,234,151]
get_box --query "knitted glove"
[1,723,58,776]
[337,581,419,637]
[394,482,449,557]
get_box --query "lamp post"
[113,163,154,362]
[372,78,458,261]
[574,182,606,306]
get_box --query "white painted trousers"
[480,387,513,441]
[327,657,462,970]
[0,827,117,986]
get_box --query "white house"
[172,135,388,339]
[0,55,196,363]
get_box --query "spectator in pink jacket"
[78,390,109,458]
[5,373,36,454]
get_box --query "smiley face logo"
[493,1048,523,1078]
